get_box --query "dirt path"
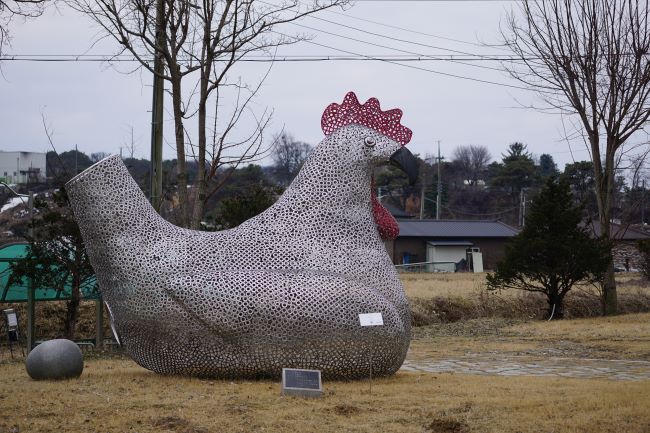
[406,315,650,381]
[402,354,650,381]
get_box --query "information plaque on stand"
[281,368,323,398]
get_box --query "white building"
[0,151,47,184]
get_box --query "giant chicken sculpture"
[66,92,419,379]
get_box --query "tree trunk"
[589,132,617,315]
[190,69,209,229]
[170,74,190,228]
[547,291,564,320]
[602,261,618,315]
[63,280,81,340]
[598,146,618,315]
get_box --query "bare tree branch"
[71,0,348,228]
[1,0,48,55]
[502,0,650,315]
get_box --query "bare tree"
[502,0,650,315]
[121,124,138,159]
[452,144,491,186]
[271,132,311,186]
[1,0,47,55]
[90,151,110,162]
[71,0,347,228]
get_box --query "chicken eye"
[364,137,376,147]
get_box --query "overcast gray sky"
[0,0,613,168]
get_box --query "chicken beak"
[389,147,419,185]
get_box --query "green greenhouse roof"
[0,243,99,302]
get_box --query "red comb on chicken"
[321,91,413,241]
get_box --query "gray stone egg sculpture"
[26,339,84,380]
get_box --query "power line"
[259,0,516,72]
[303,14,506,58]
[315,4,508,49]
[0,55,533,64]
[290,21,506,70]
[0,53,534,61]
[290,19,508,72]
[272,30,529,90]
[443,204,519,216]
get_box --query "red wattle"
[371,190,399,241]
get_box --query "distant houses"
[0,151,46,184]
[385,218,650,273]
[385,219,519,271]
[587,221,650,271]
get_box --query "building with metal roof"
[397,219,519,238]
[385,219,519,271]
[585,221,650,271]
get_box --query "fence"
[394,261,458,273]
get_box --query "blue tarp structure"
[0,243,99,302]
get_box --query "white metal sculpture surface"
[66,92,419,379]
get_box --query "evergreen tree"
[489,142,537,197]
[46,150,94,184]
[486,177,610,319]
[538,154,559,178]
[210,184,281,229]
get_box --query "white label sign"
[6,313,18,328]
[359,312,383,327]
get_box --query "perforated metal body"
[66,121,411,379]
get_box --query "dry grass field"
[410,312,650,361]
[402,271,650,299]
[1,354,650,433]
[1,273,650,432]
[404,272,650,324]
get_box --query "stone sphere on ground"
[26,339,84,380]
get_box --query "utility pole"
[419,183,425,220]
[436,141,442,220]
[26,191,35,354]
[519,188,527,227]
[641,179,645,231]
[75,144,78,175]
[149,0,165,211]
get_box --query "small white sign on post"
[3,309,18,328]
[7,313,17,328]
[358,312,383,395]
[359,312,383,327]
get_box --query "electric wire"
[259,0,517,72]
[443,204,519,216]
[262,0,510,55]
[303,13,508,59]
[288,20,506,72]
[0,54,547,62]
[0,53,540,61]
[271,29,529,90]
[315,4,508,49]
[0,2,529,89]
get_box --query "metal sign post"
[3,309,22,358]
[359,312,384,394]
[0,184,32,353]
